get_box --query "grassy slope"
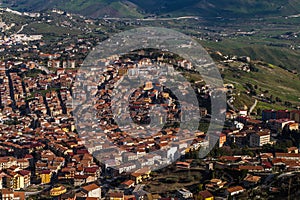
[130,0,300,18]
[222,61,300,111]
[170,0,300,17]
[200,39,300,71]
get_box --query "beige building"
[250,132,270,147]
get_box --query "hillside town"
[0,6,300,200]
[0,44,300,199]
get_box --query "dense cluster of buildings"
[0,53,212,199]
[0,52,299,199]
[0,8,299,199]
[0,59,103,199]
[72,56,210,176]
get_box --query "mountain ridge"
[2,0,300,18]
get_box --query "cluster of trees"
[249,63,259,72]
[281,129,300,148]
[245,83,257,96]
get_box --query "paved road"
[103,16,200,21]
[249,99,258,114]
[16,23,28,34]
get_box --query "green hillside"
[181,0,300,18]
[201,40,300,71]
[220,59,300,112]
[2,0,300,18]
[1,0,143,18]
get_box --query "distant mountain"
[2,0,300,18]
[1,0,143,18]
[132,0,300,18]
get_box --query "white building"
[82,183,101,198]
[177,188,193,199]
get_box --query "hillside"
[1,0,143,18]
[219,58,300,113]
[200,40,300,72]
[176,0,300,18]
[2,0,300,18]
[1,7,300,115]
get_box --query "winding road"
[16,23,28,34]
[249,99,258,114]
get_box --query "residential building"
[81,183,101,199]
[275,153,300,160]
[243,174,261,187]
[0,189,25,200]
[209,132,226,148]
[226,186,245,197]
[249,131,270,147]
[131,167,151,184]
[205,179,226,191]
[40,170,52,184]
[268,119,295,132]
[176,188,193,199]
[107,190,124,200]
[262,110,290,121]
[197,190,214,200]
[287,147,299,154]
[285,122,299,131]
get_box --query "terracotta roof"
[199,190,213,198]
[122,180,135,186]
[74,175,89,180]
[227,186,244,193]
[18,170,30,176]
[243,174,261,183]
[109,191,124,198]
[262,161,272,168]
[84,167,99,173]
[82,183,99,192]
[124,195,136,200]
[287,147,298,151]
[219,156,240,162]
[238,165,264,171]
[0,188,13,195]
[131,167,151,177]
[14,191,25,200]
[256,131,270,137]
[41,170,51,174]
[276,153,300,158]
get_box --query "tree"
[276,96,282,102]
[198,183,203,191]
[284,101,292,107]
[241,169,248,179]
[257,108,262,116]
[212,170,216,179]
[270,95,274,103]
